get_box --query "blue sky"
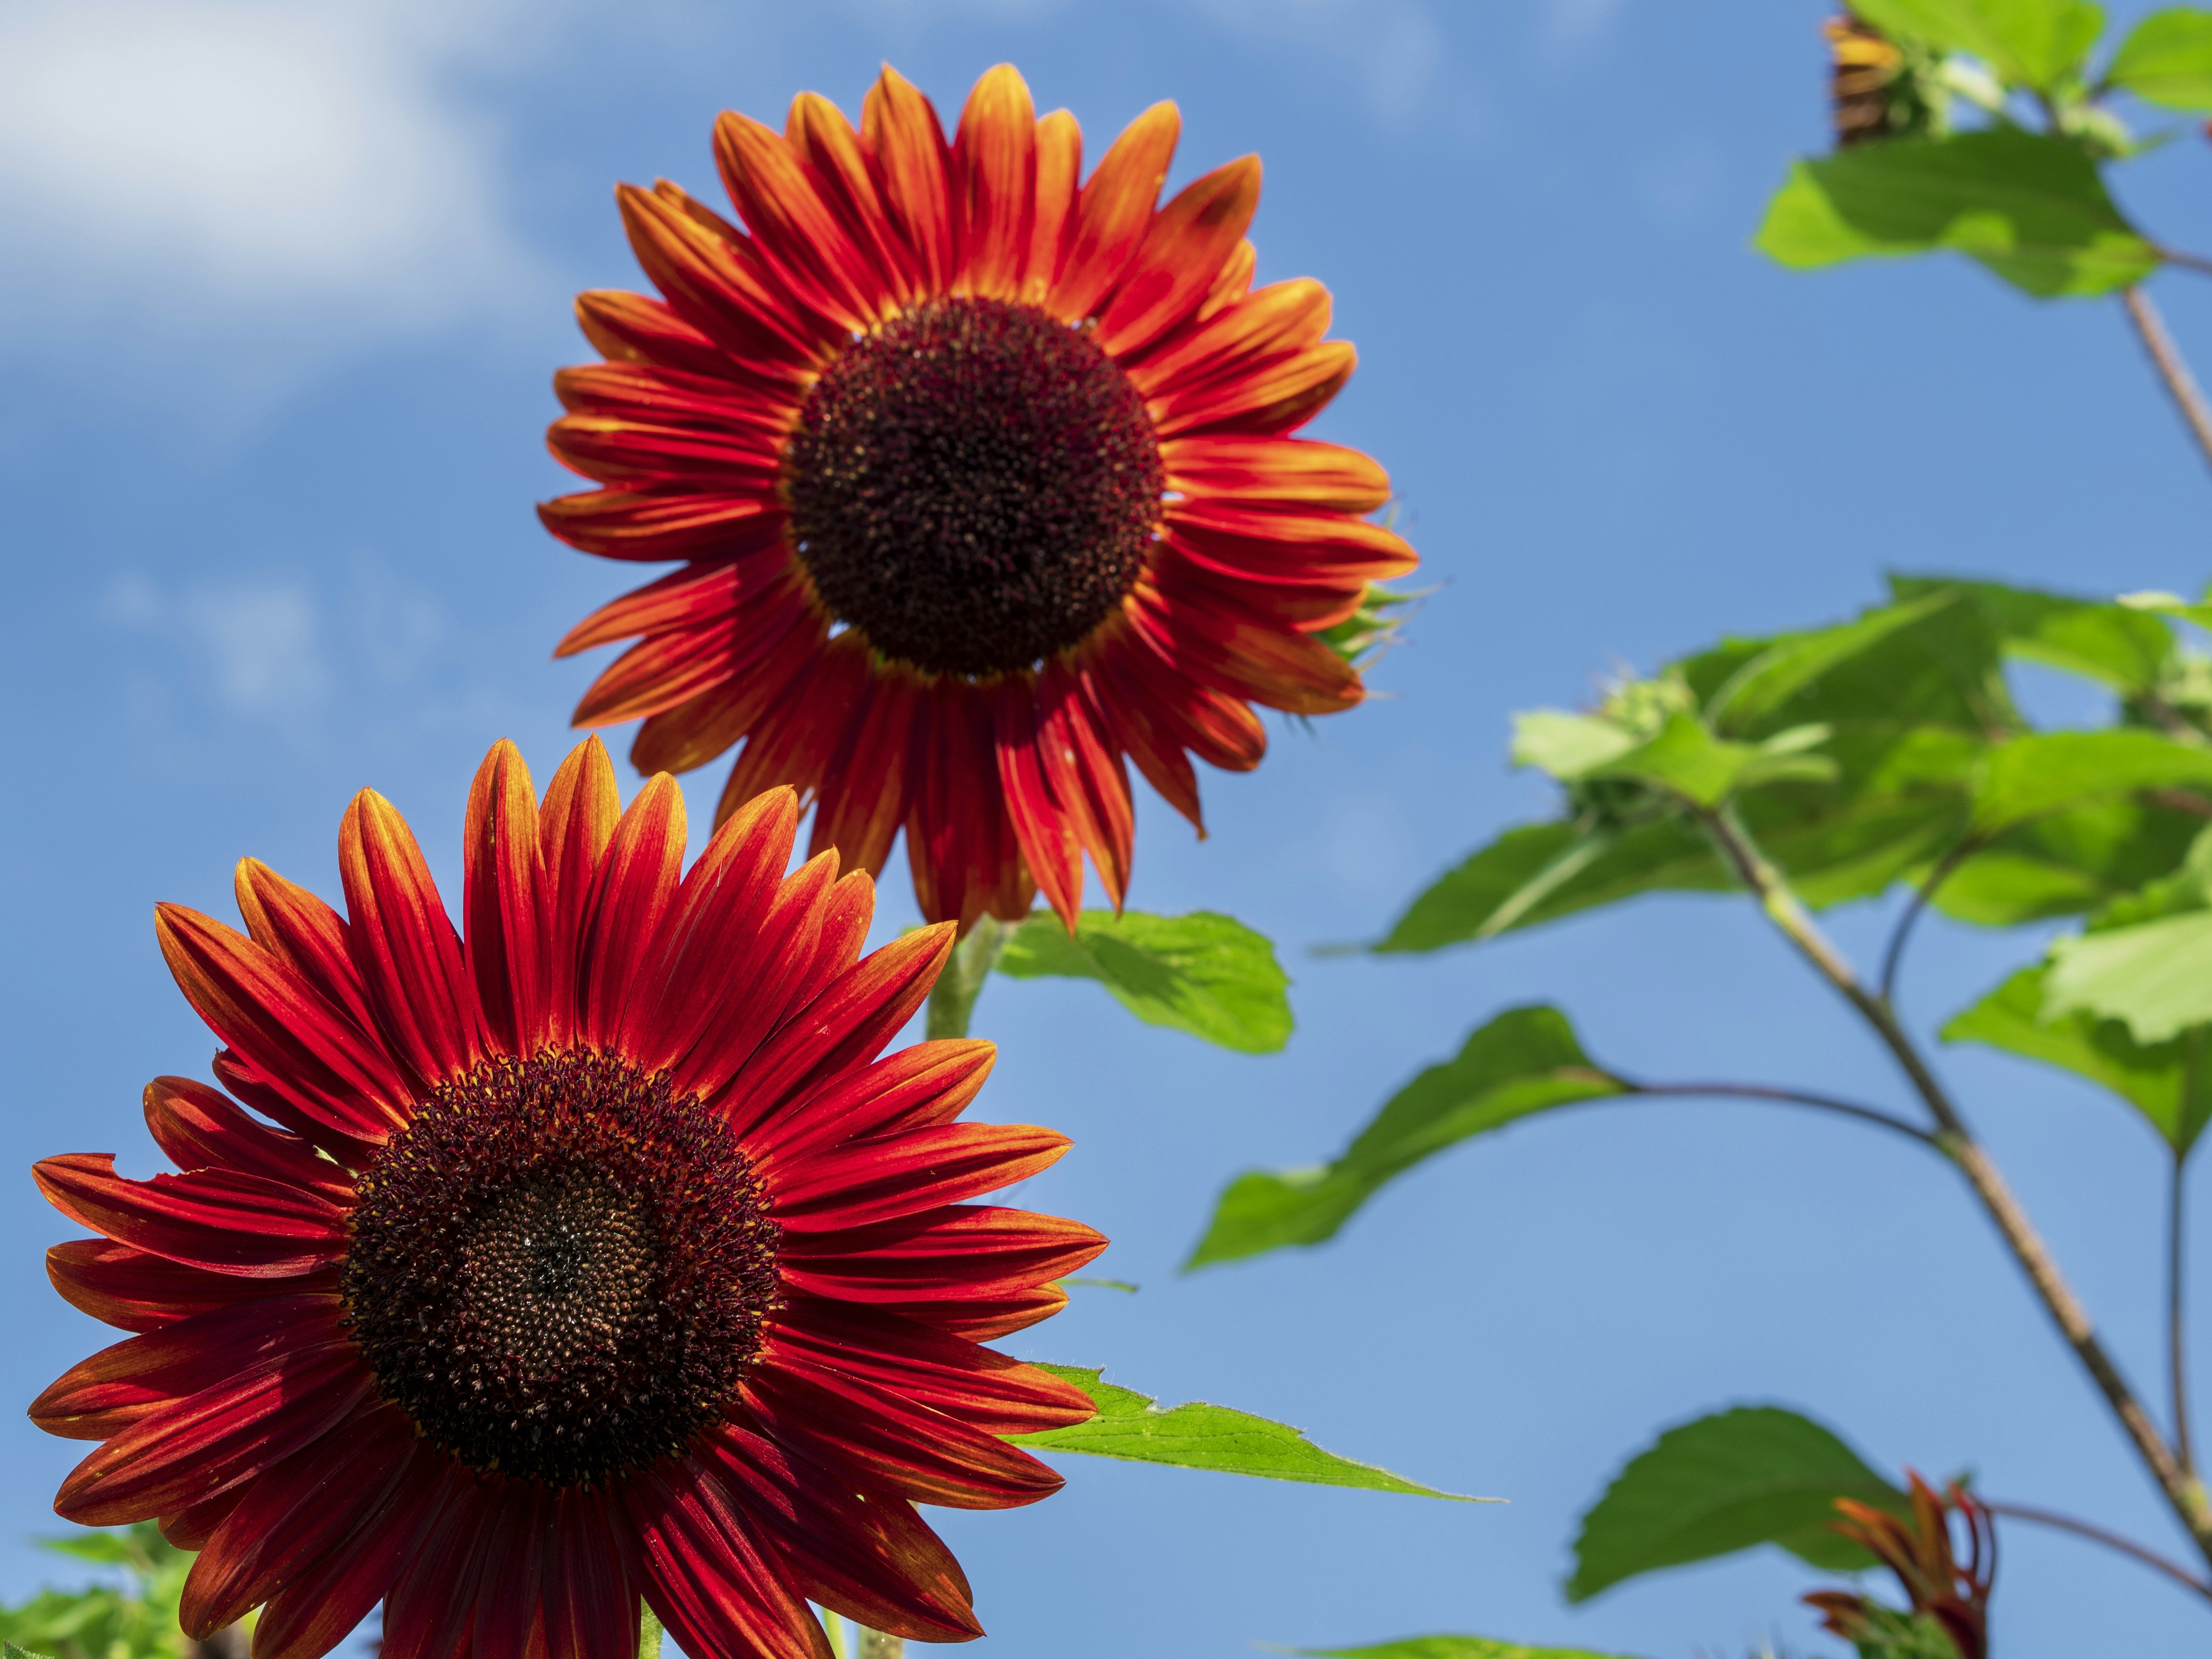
[3,1,2211,1654]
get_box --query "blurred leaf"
[1756,130,2157,298]
[5,1643,55,1659]
[1568,1407,1907,1602]
[1852,0,2105,89]
[1512,712,1642,778]
[1892,573,2175,693]
[1708,590,1963,732]
[997,910,1290,1054]
[2108,9,2212,108]
[2046,908,2212,1040]
[1971,729,2212,832]
[1290,1640,1648,1659]
[1942,965,2212,1151]
[1934,796,2205,923]
[0,1526,198,1659]
[1013,1367,1483,1500]
[1186,1007,1626,1267]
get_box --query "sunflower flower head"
[542,65,1418,933]
[32,736,1104,1659]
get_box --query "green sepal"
[1012,1367,1485,1500]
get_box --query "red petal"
[31,1294,343,1441]
[46,1238,340,1334]
[953,65,1036,301]
[1122,276,1330,398]
[1044,656,1137,907]
[379,1471,501,1659]
[56,1340,370,1525]
[1161,435,1391,514]
[775,866,878,1033]
[1022,109,1081,304]
[575,289,734,382]
[861,68,956,296]
[1094,156,1261,359]
[1128,571,1362,714]
[768,1120,1069,1230]
[1047,102,1178,321]
[668,847,838,1101]
[872,1284,1069,1342]
[1151,340,1355,439]
[338,789,482,1087]
[807,668,922,880]
[1094,622,1266,777]
[212,1051,382,1173]
[621,1459,828,1659]
[994,679,1083,931]
[142,1075,345,1196]
[626,785,800,1073]
[180,1401,418,1636]
[554,359,798,441]
[774,1297,1093,1434]
[695,1422,980,1641]
[556,559,751,659]
[232,859,379,1041]
[156,905,407,1145]
[778,1203,1106,1302]
[578,577,818,730]
[904,681,1032,932]
[251,1444,453,1659]
[36,1155,348,1278]
[719,924,952,1142]
[613,184,824,379]
[464,739,550,1056]
[548,1490,639,1659]
[1197,237,1256,321]
[743,1361,1062,1510]
[581,772,687,1051]
[788,92,923,308]
[1162,505,1418,588]
[717,631,872,819]
[539,484,789,564]
[741,1039,994,1167]
[714,111,886,332]
[161,1488,243,1551]
[471,1485,558,1659]
[539,737,621,1047]
[549,412,782,489]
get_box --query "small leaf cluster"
[0,1527,204,1659]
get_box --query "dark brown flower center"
[342,1049,779,1488]
[785,296,1164,678]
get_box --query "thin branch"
[2157,244,2212,281]
[2122,286,2212,477]
[2176,1151,2198,1476]
[1695,802,2212,1568]
[1624,1081,1937,1146]
[1877,836,1982,1007]
[1984,1499,2212,1604]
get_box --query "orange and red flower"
[31,737,1103,1659]
[541,63,1418,932]
[1805,1473,1994,1659]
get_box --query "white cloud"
[0,0,543,369]
[105,571,330,741]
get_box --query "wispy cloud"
[1185,0,1462,131]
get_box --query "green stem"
[1698,803,2212,1569]
[854,1628,905,1659]
[639,1605,664,1659]
[925,914,1012,1040]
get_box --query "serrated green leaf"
[1187,1007,1626,1267]
[1709,590,1963,732]
[1942,964,2212,1150]
[2109,9,2212,108]
[1756,130,2156,298]
[1892,572,2175,693]
[2046,907,2212,1041]
[1567,1407,1907,1603]
[5,1642,56,1659]
[996,910,1290,1053]
[1290,1639,1649,1659]
[1012,1367,1483,1499]
[1971,729,2212,832]
[1853,0,2105,89]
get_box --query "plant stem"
[639,1605,664,1659]
[1984,1498,2212,1604]
[2176,1153,2197,1476]
[1625,1081,1937,1145]
[925,914,1012,1041]
[854,1628,905,1659]
[1698,804,2212,1566]
[1876,836,1980,1006]
[2122,286,2212,477]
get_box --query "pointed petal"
[1128,571,1362,714]
[807,668,921,880]
[1094,156,1262,358]
[741,1039,994,1167]
[338,790,482,1086]
[777,1203,1106,1302]
[717,632,872,820]
[1047,102,1178,321]
[715,110,887,331]
[547,1490,639,1659]
[464,739,549,1056]
[1197,237,1256,321]
[787,90,921,306]
[1035,658,1134,912]
[379,1471,501,1659]
[250,1444,454,1659]
[142,1076,343,1195]
[1162,503,1417,587]
[904,681,1028,933]
[1160,435,1391,514]
[46,1238,339,1334]
[952,65,1036,300]
[539,484,790,564]
[1124,278,1330,397]
[1151,340,1355,440]
[773,1298,1094,1434]
[1021,109,1081,304]
[36,1156,348,1278]
[870,1284,1069,1342]
[232,859,378,1040]
[613,184,824,381]
[668,850,838,1102]
[575,289,733,382]
[581,772,687,1051]
[555,558,754,660]
[993,680,1082,931]
[768,1121,1069,1231]
[621,1460,828,1659]
[539,737,621,1047]
[861,67,956,296]
[1094,621,1266,777]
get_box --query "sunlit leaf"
[997,910,1290,1054]
[1852,0,2105,90]
[1971,729,2212,832]
[1891,573,2175,693]
[1934,796,2205,923]
[1757,130,2157,298]
[1186,1007,1626,1267]
[1707,590,1963,732]
[1567,1407,1907,1603]
[1942,965,2212,1152]
[2046,908,2212,1041]
[1290,1639,1649,1659]
[2108,8,2212,108]
[1013,1368,1483,1500]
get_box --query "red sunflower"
[541,62,1418,933]
[31,736,1104,1659]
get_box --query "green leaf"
[1708,590,1964,732]
[1510,711,1642,778]
[1853,0,2105,90]
[5,1643,56,1659]
[1186,1007,1627,1267]
[1567,1407,1907,1602]
[996,910,1290,1054]
[1756,130,2157,298]
[1891,573,2175,694]
[2109,9,2212,108]
[1942,965,2212,1151]
[1287,1643,1638,1659]
[1012,1367,1483,1500]
[1971,729,2212,832]
[1934,796,2205,923]
[2046,908,2212,1041]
